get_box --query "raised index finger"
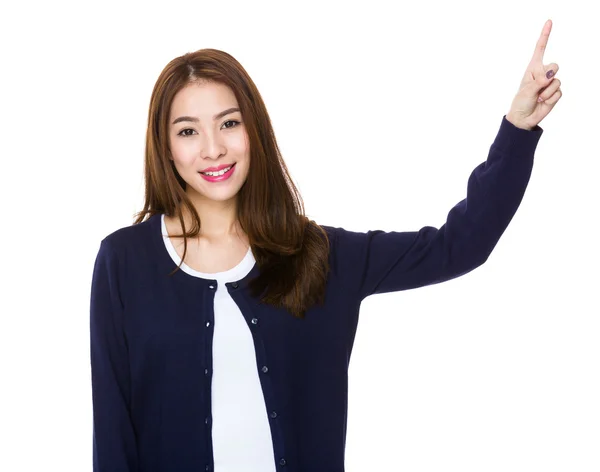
[532,19,553,64]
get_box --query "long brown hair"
[133,48,330,319]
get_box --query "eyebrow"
[171,107,241,125]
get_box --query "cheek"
[170,143,196,167]
[233,131,250,151]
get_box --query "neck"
[179,193,245,242]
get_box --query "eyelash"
[177,120,241,137]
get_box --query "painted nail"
[546,69,554,79]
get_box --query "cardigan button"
[279,458,286,466]
[208,284,215,290]
[231,282,239,289]
[251,317,258,325]
[261,365,269,373]
[270,411,277,418]
[206,321,211,327]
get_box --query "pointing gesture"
[506,20,562,130]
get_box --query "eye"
[222,119,240,129]
[177,128,195,137]
[177,120,241,137]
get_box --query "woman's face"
[168,81,250,203]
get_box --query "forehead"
[170,81,238,115]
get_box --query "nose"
[198,129,226,160]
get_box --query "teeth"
[201,165,232,176]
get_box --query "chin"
[194,187,242,202]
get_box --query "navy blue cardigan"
[90,115,543,472]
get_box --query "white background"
[1,0,598,471]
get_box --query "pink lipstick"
[199,163,236,182]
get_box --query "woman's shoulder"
[99,213,158,254]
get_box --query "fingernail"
[546,69,554,79]
[537,96,544,102]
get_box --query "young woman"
[90,20,561,472]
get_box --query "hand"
[506,19,562,130]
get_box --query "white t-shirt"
[161,213,276,472]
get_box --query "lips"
[199,163,236,182]
[200,163,236,174]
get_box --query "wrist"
[506,113,533,131]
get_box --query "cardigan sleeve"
[332,115,544,302]
[90,239,138,471]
